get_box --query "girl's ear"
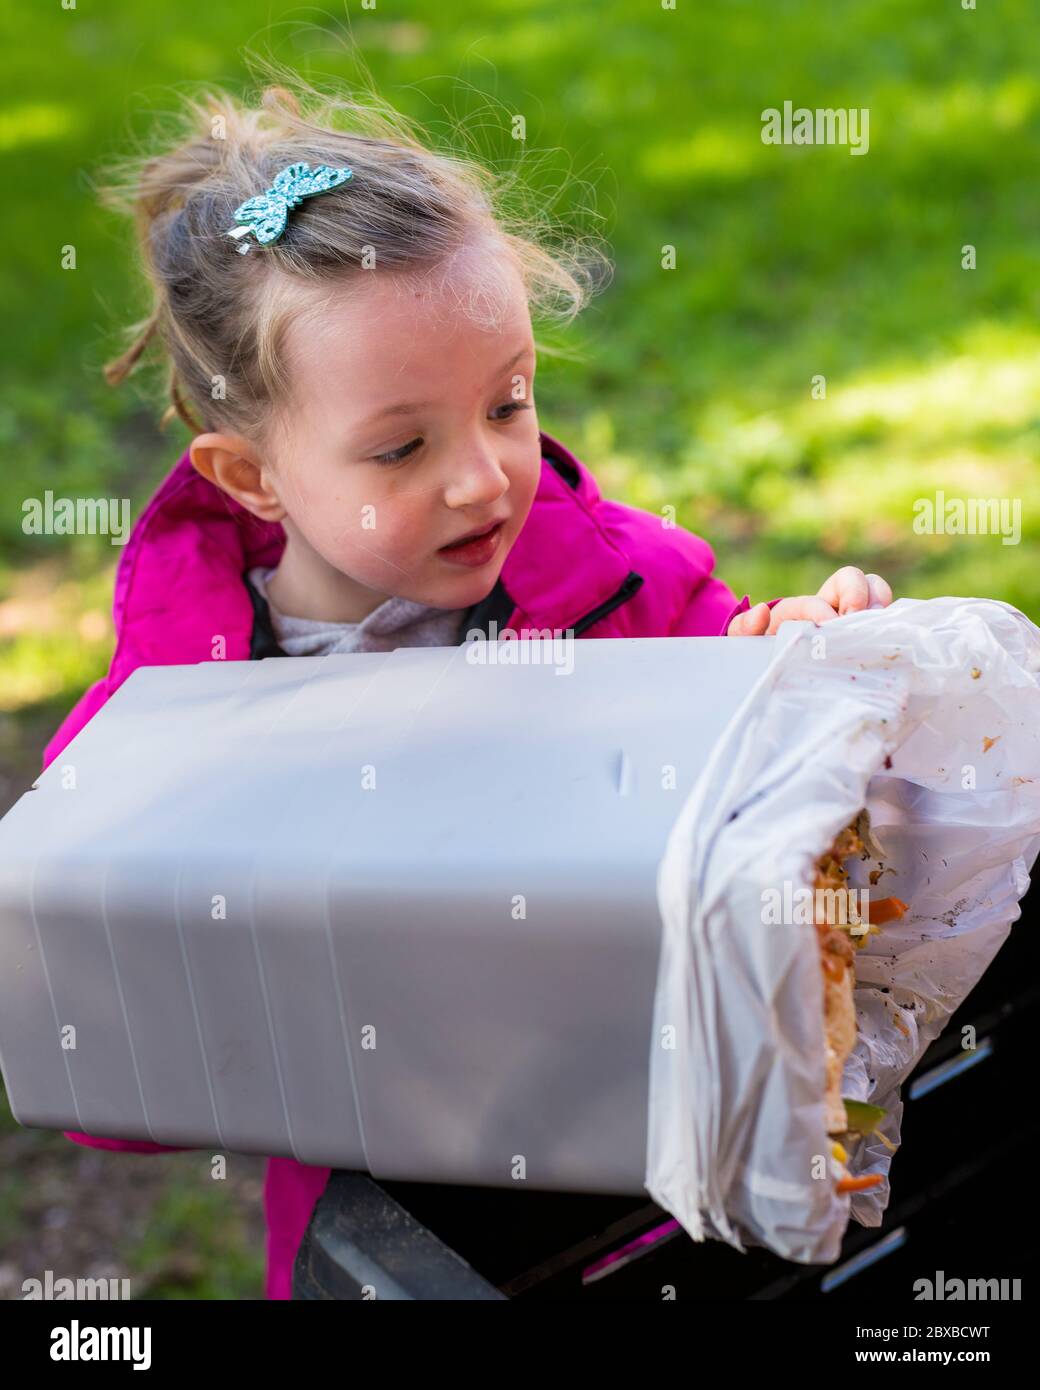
[189,433,287,523]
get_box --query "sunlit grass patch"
[0,562,114,714]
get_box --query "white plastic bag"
[647,597,1040,1264]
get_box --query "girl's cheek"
[333,507,413,565]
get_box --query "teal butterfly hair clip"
[225,161,354,253]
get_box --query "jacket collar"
[495,432,639,634]
[112,430,640,680]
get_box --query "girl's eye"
[370,400,532,466]
[372,438,421,466]
[490,399,531,422]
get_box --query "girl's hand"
[727,568,894,636]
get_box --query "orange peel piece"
[865,896,907,925]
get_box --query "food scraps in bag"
[812,811,907,1195]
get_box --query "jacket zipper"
[567,570,644,636]
[250,568,645,656]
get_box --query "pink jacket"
[40,429,752,1299]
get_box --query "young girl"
[41,78,893,1300]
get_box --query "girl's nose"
[443,450,510,509]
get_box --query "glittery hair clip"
[225,161,354,254]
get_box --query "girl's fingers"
[730,574,895,639]
[728,602,771,636]
[817,565,870,615]
[865,573,893,609]
[766,596,838,633]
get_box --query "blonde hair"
[99,65,611,446]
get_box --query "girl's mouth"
[437,520,506,567]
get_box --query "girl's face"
[264,244,543,618]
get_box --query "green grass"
[118,1163,265,1300]
[2,1,1038,712]
[0,1077,265,1300]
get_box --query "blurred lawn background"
[0,0,1038,1297]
